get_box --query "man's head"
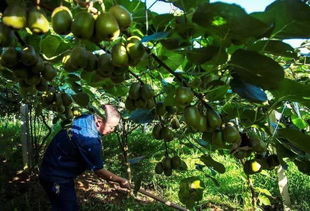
[95,105,121,135]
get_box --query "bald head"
[95,104,121,135]
[103,104,121,125]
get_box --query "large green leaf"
[277,128,310,154]
[205,85,229,101]
[151,14,174,31]
[40,35,62,59]
[192,2,271,43]
[248,40,297,58]
[40,35,71,59]
[186,46,219,65]
[230,49,284,90]
[159,48,185,70]
[230,78,267,103]
[271,79,310,108]
[264,0,310,39]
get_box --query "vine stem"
[14,31,26,47]
[246,173,257,209]
[145,48,213,110]
[73,0,98,14]
[128,69,144,84]
[32,0,54,11]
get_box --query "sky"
[147,0,276,13]
[146,0,308,50]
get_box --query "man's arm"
[95,169,130,188]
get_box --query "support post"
[269,109,291,210]
[20,104,32,169]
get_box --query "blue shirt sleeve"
[78,140,104,171]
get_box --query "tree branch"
[128,69,144,84]
[145,48,213,110]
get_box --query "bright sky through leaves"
[146,0,308,51]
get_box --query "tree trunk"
[20,104,32,169]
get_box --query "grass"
[1,120,310,211]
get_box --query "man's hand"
[119,178,131,189]
[95,169,130,189]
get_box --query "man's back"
[40,114,103,183]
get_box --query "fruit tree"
[0,0,309,209]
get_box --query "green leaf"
[264,0,310,39]
[186,46,219,65]
[230,49,284,90]
[205,85,229,101]
[230,78,267,103]
[277,128,310,154]
[271,79,310,108]
[72,92,89,107]
[291,115,308,130]
[258,195,271,206]
[192,2,271,43]
[255,187,272,197]
[106,85,129,97]
[159,48,185,70]
[151,14,174,31]
[40,35,62,59]
[248,40,297,58]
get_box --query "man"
[39,104,129,211]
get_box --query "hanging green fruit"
[126,36,145,66]
[1,47,19,68]
[222,125,241,144]
[28,8,49,34]
[95,12,120,41]
[71,11,94,39]
[111,43,129,67]
[0,22,14,47]
[109,5,132,30]
[3,4,27,29]
[51,6,72,35]
[175,86,194,105]
[207,110,222,130]
[21,46,38,67]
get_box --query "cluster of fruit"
[243,154,280,174]
[0,46,56,95]
[3,4,49,34]
[152,124,174,142]
[185,104,241,149]
[155,156,187,176]
[178,177,204,208]
[41,88,74,120]
[125,82,156,110]
[52,4,132,41]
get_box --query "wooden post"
[269,109,291,210]
[277,165,291,210]
[20,104,32,169]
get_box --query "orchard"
[0,0,309,210]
